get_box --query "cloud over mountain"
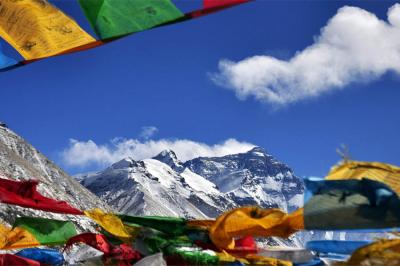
[61,137,255,169]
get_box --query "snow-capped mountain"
[0,124,111,231]
[79,147,304,219]
[184,147,303,212]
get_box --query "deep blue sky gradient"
[0,0,399,177]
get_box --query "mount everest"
[78,147,304,218]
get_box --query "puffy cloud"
[61,137,255,168]
[139,126,158,139]
[212,4,400,105]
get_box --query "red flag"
[235,236,257,250]
[66,233,111,254]
[66,233,141,265]
[204,0,250,9]
[0,178,83,215]
[188,0,251,18]
[0,254,40,266]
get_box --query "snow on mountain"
[0,125,111,231]
[184,147,304,212]
[79,147,304,220]
[80,157,235,218]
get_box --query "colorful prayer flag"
[0,43,17,69]
[0,178,83,215]
[325,160,400,195]
[14,217,77,246]
[304,178,400,230]
[84,209,132,240]
[305,240,370,255]
[0,0,95,60]
[79,0,184,39]
[0,224,40,250]
[209,206,304,249]
[16,248,64,266]
[0,254,40,266]
[338,239,400,266]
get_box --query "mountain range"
[78,147,304,219]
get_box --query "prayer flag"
[304,178,400,230]
[14,217,77,246]
[79,0,184,39]
[0,0,95,60]
[0,178,83,215]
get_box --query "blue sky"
[0,0,399,177]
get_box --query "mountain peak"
[248,146,267,156]
[111,157,136,169]
[152,149,183,170]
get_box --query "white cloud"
[61,138,255,168]
[139,126,158,139]
[212,4,400,105]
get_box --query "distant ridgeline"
[0,0,251,72]
[1,125,400,265]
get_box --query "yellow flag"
[337,239,400,266]
[0,0,95,60]
[209,207,304,249]
[217,251,292,266]
[0,224,40,250]
[84,209,132,240]
[326,160,400,195]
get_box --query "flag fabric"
[84,209,132,240]
[134,253,166,266]
[0,0,95,60]
[78,0,184,39]
[304,178,400,230]
[203,0,251,9]
[66,233,111,254]
[0,44,17,70]
[337,239,400,266]
[119,215,189,236]
[305,240,370,255]
[209,206,304,249]
[0,254,40,266]
[66,233,141,264]
[0,0,249,71]
[0,224,40,250]
[63,243,104,265]
[325,160,400,195]
[16,248,64,266]
[0,178,83,215]
[14,217,77,246]
[258,249,315,264]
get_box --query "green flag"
[14,217,77,245]
[79,0,184,39]
[119,215,188,236]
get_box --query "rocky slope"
[0,124,111,231]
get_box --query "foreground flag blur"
[337,239,400,266]
[0,224,40,250]
[305,240,370,255]
[325,160,400,195]
[0,254,40,266]
[14,217,77,246]
[16,248,64,266]
[0,178,83,214]
[66,233,141,264]
[209,207,304,249]
[84,209,132,240]
[304,178,400,230]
